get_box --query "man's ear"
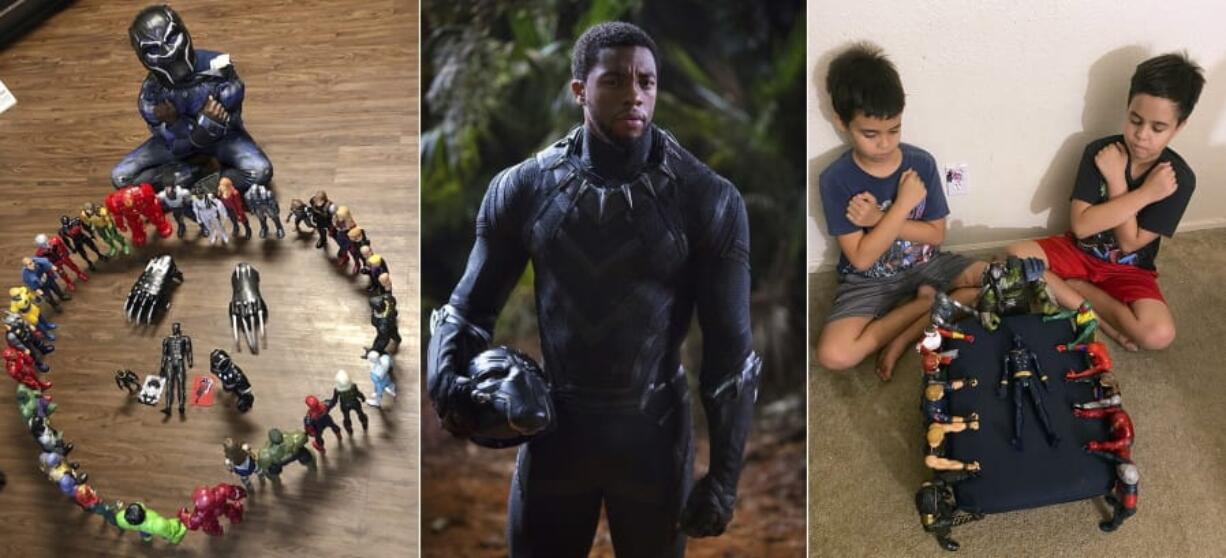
[570,79,586,106]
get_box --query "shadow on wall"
[1032,45,1150,233]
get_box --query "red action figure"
[5,346,51,390]
[34,234,86,285]
[916,325,972,376]
[105,183,173,247]
[217,178,252,240]
[1073,406,1134,461]
[1058,341,1112,381]
[178,483,247,536]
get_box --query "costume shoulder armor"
[534,127,583,170]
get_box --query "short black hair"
[825,43,905,125]
[1129,52,1205,124]
[571,21,658,82]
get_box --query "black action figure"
[998,334,1060,450]
[367,293,401,354]
[426,22,759,557]
[160,322,193,416]
[209,349,254,413]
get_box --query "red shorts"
[1036,234,1165,304]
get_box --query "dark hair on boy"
[825,43,905,125]
[571,22,659,82]
[1129,52,1205,124]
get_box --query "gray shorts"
[826,252,975,322]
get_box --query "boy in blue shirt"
[814,44,983,380]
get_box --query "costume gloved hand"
[426,305,490,437]
[680,474,736,537]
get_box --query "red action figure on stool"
[1073,405,1134,461]
[5,346,51,390]
[178,483,246,536]
[1058,341,1112,381]
[34,234,87,285]
[105,183,173,247]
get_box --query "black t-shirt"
[1069,134,1196,270]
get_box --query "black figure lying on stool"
[998,334,1059,450]
[426,22,759,557]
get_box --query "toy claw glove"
[684,352,762,538]
[426,305,492,438]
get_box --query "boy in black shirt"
[1008,53,1205,351]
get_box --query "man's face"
[841,112,902,164]
[573,46,657,145]
[1123,93,1182,165]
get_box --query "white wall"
[807,0,1226,271]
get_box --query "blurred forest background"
[421,0,805,556]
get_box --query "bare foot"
[875,330,911,381]
[1097,320,1139,352]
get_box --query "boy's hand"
[1094,143,1128,195]
[846,192,883,228]
[1140,161,1178,203]
[896,168,927,212]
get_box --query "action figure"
[303,395,342,454]
[81,202,131,257]
[1043,301,1099,350]
[426,22,760,553]
[191,188,230,245]
[105,183,173,247]
[366,350,396,408]
[16,384,56,421]
[998,335,1060,449]
[363,252,391,294]
[1073,405,1134,461]
[306,190,336,249]
[921,380,978,424]
[9,287,56,338]
[332,206,357,270]
[41,451,88,495]
[256,428,314,478]
[178,483,246,536]
[5,311,54,372]
[74,485,121,528]
[367,293,401,354]
[155,183,200,239]
[285,198,314,235]
[216,177,252,239]
[325,369,368,435]
[6,346,50,390]
[347,226,371,272]
[228,263,267,352]
[159,322,193,416]
[244,183,284,239]
[975,256,1059,331]
[113,5,272,196]
[1101,462,1139,532]
[209,349,253,412]
[21,256,69,310]
[930,292,975,333]
[115,502,187,544]
[1059,340,1113,381]
[115,369,142,395]
[30,415,72,455]
[222,437,260,491]
[58,215,109,270]
[34,233,87,285]
[915,471,981,551]
[125,254,184,324]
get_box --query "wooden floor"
[0,1,419,556]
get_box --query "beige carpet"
[808,227,1226,557]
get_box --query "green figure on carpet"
[976,256,1060,331]
[1043,300,1099,350]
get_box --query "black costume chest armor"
[523,130,694,409]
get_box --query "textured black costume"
[160,322,193,415]
[209,349,254,413]
[427,126,760,556]
[998,335,1059,450]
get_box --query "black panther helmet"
[129,5,196,87]
[463,346,555,448]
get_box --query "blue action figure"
[113,5,272,195]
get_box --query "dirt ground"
[421,395,806,557]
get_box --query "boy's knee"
[1136,323,1175,351]
[815,343,862,371]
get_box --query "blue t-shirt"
[819,144,950,277]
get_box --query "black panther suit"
[428,125,759,557]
